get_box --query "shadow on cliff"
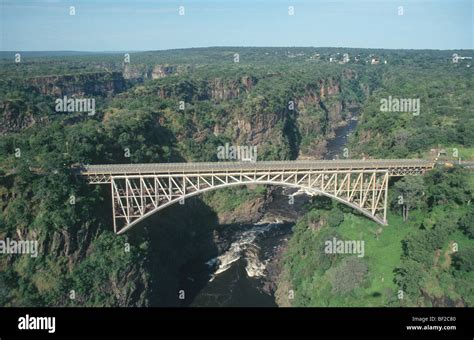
[127,196,220,307]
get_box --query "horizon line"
[1,46,473,53]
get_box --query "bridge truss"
[82,160,432,234]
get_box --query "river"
[181,111,359,307]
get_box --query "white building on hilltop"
[452,53,472,63]
[342,53,350,63]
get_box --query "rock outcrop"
[0,72,126,134]
[28,72,125,97]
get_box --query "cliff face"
[151,65,178,79]
[0,72,127,135]
[234,110,281,146]
[28,72,126,97]
[150,71,354,158]
[153,75,255,103]
[1,185,151,307]
[215,186,274,225]
[123,64,189,80]
[122,64,149,80]
[208,76,255,102]
[0,101,42,134]
[213,76,351,158]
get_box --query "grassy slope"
[293,172,473,307]
[304,211,409,306]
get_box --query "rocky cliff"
[28,72,126,97]
[150,71,360,160]
[122,64,190,80]
[0,101,43,134]
[0,72,127,134]
[0,176,151,307]
[213,76,354,158]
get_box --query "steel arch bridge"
[79,159,434,234]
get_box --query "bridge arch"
[81,159,434,234]
[112,174,389,234]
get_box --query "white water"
[206,223,283,281]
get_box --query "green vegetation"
[202,186,267,214]
[349,65,474,159]
[283,172,473,306]
[0,47,472,307]
[279,52,473,307]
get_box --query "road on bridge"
[80,159,435,176]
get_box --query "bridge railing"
[78,159,435,177]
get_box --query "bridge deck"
[80,159,434,176]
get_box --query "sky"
[0,0,472,51]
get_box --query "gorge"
[177,106,360,307]
[1,48,472,308]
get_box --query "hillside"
[0,47,472,307]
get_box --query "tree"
[452,247,474,272]
[394,259,426,296]
[425,168,471,206]
[392,176,426,221]
[327,208,344,227]
[459,206,474,239]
